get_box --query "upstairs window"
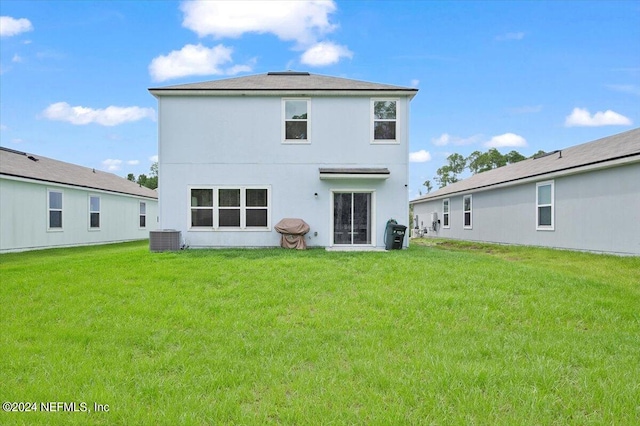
[139,202,146,228]
[372,99,397,143]
[283,99,310,143]
[463,195,472,229]
[48,190,63,230]
[536,181,554,230]
[89,196,100,229]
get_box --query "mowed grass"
[1,240,639,425]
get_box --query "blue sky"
[1,0,638,198]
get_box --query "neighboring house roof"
[0,147,158,199]
[149,71,418,97]
[411,128,640,203]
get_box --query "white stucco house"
[149,71,418,249]
[410,128,640,255]
[0,147,158,253]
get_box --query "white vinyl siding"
[536,181,554,231]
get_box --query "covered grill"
[275,218,310,249]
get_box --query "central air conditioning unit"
[149,230,181,252]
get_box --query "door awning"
[319,168,390,180]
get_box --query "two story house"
[149,72,417,249]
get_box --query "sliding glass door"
[333,192,372,245]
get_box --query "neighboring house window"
[536,181,554,230]
[190,187,269,229]
[89,196,100,229]
[442,198,450,228]
[283,99,310,142]
[48,190,63,230]
[139,202,146,228]
[372,99,397,143]
[463,195,472,229]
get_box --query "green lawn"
[1,240,639,425]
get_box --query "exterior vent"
[149,230,181,252]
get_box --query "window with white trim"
[139,202,146,228]
[371,99,397,143]
[463,195,472,229]
[190,187,270,230]
[283,99,310,142]
[443,198,450,228]
[48,189,63,230]
[89,196,100,229]
[536,181,554,230]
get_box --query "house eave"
[149,89,418,99]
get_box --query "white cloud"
[42,102,156,126]
[410,79,420,88]
[127,160,140,166]
[431,133,481,146]
[496,32,525,41]
[409,150,432,163]
[605,84,640,96]
[300,41,352,66]
[102,159,123,171]
[564,107,632,127]
[180,0,337,45]
[11,138,25,144]
[0,16,33,37]
[484,133,528,148]
[149,155,158,162]
[149,43,251,82]
[12,54,23,63]
[0,124,7,131]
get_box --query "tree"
[467,150,490,174]
[434,154,466,188]
[136,174,148,187]
[531,149,546,158]
[423,180,433,194]
[434,165,457,188]
[505,150,526,164]
[432,148,528,188]
[126,162,158,190]
[146,162,158,190]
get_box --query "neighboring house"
[0,147,158,253]
[410,128,640,255]
[149,71,418,249]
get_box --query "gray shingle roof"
[149,71,418,93]
[411,128,640,203]
[0,147,158,199]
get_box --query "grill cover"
[274,218,310,249]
